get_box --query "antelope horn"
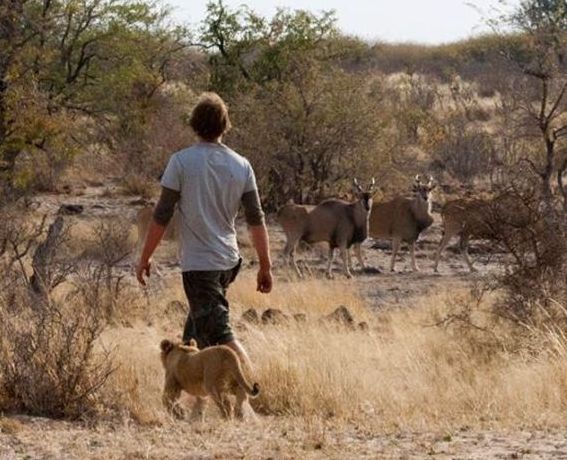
[353,178,363,191]
[428,176,434,187]
[415,174,421,184]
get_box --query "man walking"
[136,92,272,367]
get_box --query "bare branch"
[518,157,544,177]
[546,82,567,123]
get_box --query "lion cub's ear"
[189,339,198,348]
[160,339,174,354]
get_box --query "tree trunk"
[540,136,555,211]
[558,157,567,213]
[30,216,64,302]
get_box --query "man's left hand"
[136,259,151,286]
[257,266,273,293]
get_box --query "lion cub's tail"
[232,360,260,398]
[160,339,175,355]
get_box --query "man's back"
[161,142,257,271]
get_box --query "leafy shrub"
[431,127,496,182]
[229,64,388,209]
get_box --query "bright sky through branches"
[168,0,520,44]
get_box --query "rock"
[57,204,84,215]
[371,240,391,250]
[362,266,382,274]
[358,321,369,331]
[324,305,355,328]
[261,308,290,325]
[293,313,307,323]
[241,308,260,324]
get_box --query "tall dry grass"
[240,285,567,431]
[102,274,567,431]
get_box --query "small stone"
[371,240,391,250]
[293,313,307,323]
[57,204,84,215]
[324,305,355,328]
[261,308,290,325]
[241,308,260,324]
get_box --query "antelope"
[368,175,435,272]
[277,178,376,279]
[433,193,535,273]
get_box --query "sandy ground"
[2,416,567,459]
[1,187,560,459]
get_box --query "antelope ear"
[429,183,437,191]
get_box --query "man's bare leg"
[224,339,254,373]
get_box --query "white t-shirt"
[160,142,257,271]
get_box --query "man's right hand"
[257,266,273,293]
[248,224,272,294]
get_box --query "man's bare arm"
[249,224,271,269]
[136,187,180,285]
[249,224,272,293]
[136,222,166,286]
[241,189,272,293]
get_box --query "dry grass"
[244,288,567,431]
[96,275,567,433]
[229,273,369,318]
[121,174,158,199]
[4,266,567,458]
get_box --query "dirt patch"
[1,417,566,459]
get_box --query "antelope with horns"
[277,178,376,279]
[367,175,435,272]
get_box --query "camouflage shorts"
[181,259,241,348]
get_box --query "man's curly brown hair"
[189,92,231,142]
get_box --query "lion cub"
[160,339,260,420]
